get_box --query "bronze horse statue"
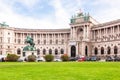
[25,36,35,47]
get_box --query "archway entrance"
[85,46,88,56]
[71,46,76,57]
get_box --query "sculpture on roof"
[0,22,9,27]
[70,9,90,24]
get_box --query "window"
[107,47,111,54]
[114,46,118,54]
[49,49,52,54]
[43,49,45,54]
[44,40,46,44]
[101,47,104,55]
[32,52,34,55]
[55,34,58,38]
[43,34,46,38]
[49,34,52,38]
[0,37,2,43]
[55,49,58,55]
[18,39,21,44]
[38,40,40,44]
[14,39,16,43]
[0,51,2,55]
[23,52,26,57]
[8,37,10,43]
[94,47,98,55]
[50,40,52,44]
[8,46,10,48]
[56,40,58,44]
[8,32,10,35]
[61,49,64,54]
[61,39,64,44]
[17,48,21,55]
[0,45,2,48]
[37,49,40,55]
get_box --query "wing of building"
[0,11,120,58]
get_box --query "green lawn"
[0,62,120,80]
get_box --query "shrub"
[61,54,69,61]
[6,54,19,62]
[28,55,36,62]
[44,54,54,62]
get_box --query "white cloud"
[89,0,120,23]
[17,0,40,9]
[0,0,120,29]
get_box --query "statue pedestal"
[21,51,37,60]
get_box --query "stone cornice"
[92,19,120,29]
[14,28,70,33]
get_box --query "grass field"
[0,62,120,80]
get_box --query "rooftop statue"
[70,12,90,24]
[0,22,9,27]
[23,36,36,51]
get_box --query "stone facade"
[0,11,120,58]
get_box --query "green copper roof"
[70,12,90,24]
[0,22,9,27]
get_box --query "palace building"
[0,11,120,58]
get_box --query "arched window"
[37,49,40,55]
[94,47,98,55]
[55,49,58,55]
[43,49,46,55]
[61,49,64,54]
[114,46,118,54]
[85,46,88,56]
[107,46,111,54]
[49,49,52,54]
[17,48,21,55]
[101,47,104,55]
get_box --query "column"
[71,28,72,40]
[94,30,95,40]
[118,25,119,34]
[41,34,43,44]
[40,34,41,44]
[83,26,85,39]
[113,27,114,35]
[86,25,88,39]
[53,33,55,44]
[100,29,102,38]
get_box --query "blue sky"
[0,0,120,29]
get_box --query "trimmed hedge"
[28,55,36,62]
[61,54,69,61]
[44,54,54,62]
[6,54,19,62]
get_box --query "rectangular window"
[0,51,2,55]
[44,40,46,44]
[8,46,10,48]
[23,52,26,57]
[18,39,21,44]
[8,37,10,43]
